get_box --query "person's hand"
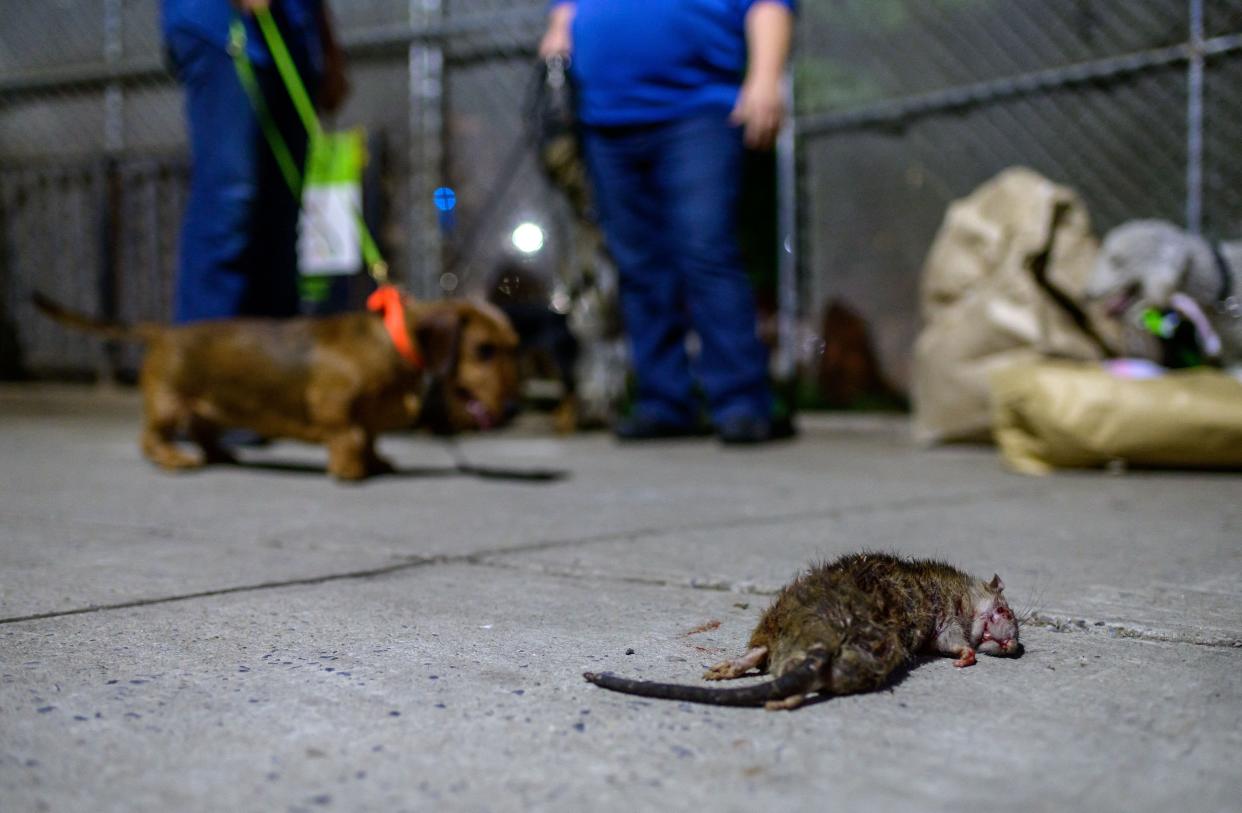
[539,26,572,58]
[316,4,349,114]
[730,73,785,151]
[734,2,792,150]
[539,4,575,58]
[318,43,349,114]
[231,0,271,13]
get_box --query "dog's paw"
[146,447,205,471]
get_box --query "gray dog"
[1087,219,1242,374]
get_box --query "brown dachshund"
[34,292,519,480]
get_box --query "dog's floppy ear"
[414,304,464,376]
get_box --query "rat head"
[970,574,1022,657]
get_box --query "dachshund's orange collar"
[366,285,423,369]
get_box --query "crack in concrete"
[1026,612,1242,649]
[6,491,1241,653]
[504,561,1242,651]
[0,483,1033,555]
[0,557,438,625]
[0,484,1034,626]
[476,484,1038,561]
[468,561,1242,650]
[469,555,783,596]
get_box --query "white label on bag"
[298,184,361,276]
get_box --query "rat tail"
[32,292,155,343]
[584,651,827,708]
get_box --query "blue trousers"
[581,114,772,425]
[167,31,316,323]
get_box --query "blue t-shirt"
[162,0,322,66]
[555,0,795,126]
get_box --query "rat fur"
[584,552,1022,710]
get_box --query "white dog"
[1087,219,1242,374]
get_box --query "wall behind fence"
[796,0,1242,390]
[2,0,1240,394]
[0,0,562,378]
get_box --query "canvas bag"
[911,167,1119,444]
[991,361,1242,475]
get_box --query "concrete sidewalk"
[2,384,1239,812]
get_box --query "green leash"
[253,8,321,140]
[229,10,388,283]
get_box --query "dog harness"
[367,285,423,369]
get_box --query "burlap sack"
[912,167,1116,443]
[991,361,1242,475]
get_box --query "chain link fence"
[2,0,1240,397]
[796,0,1242,389]
[0,0,560,378]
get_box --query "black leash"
[441,437,567,482]
[442,58,573,282]
[1210,241,1238,317]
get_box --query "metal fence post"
[775,71,798,385]
[408,0,445,298]
[97,158,122,381]
[1187,0,1205,235]
[103,0,124,154]
[99,0,124,381]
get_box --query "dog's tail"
[32,292,155,343]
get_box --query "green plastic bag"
[298,128,366,278]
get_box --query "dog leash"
[1210,242,1240,319]
[228,10,388,286]
[230,9,424,369]
[441,57,576,280]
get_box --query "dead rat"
[584,552,1022,710]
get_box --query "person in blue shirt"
[162,0,347,323]
[541,0,795,444]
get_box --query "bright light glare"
[511,222,545,254]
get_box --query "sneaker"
[717,414,797,445]
[613,414,712,441]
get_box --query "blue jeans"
[581,114,772,426]
[167,30,317,323]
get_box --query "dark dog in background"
[488,261,580,433]
[34,292,519,480]
[1086,220,1241,374]
[817,300,905,409]
[530,56,625,429]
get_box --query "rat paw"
[703,662,752,681]
[764,694,806,711]
[703,646,767,681]
[953,648,977,668]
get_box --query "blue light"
[433,187,457,212]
